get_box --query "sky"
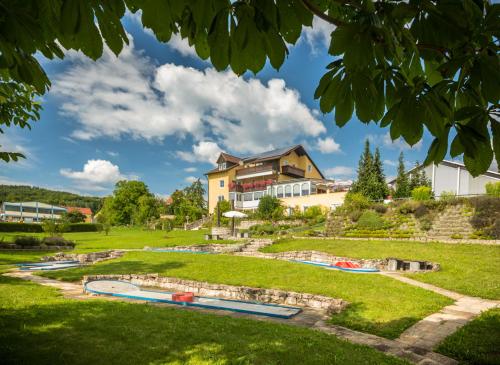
[1,14,435,198]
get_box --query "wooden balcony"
[281,165,305,178]
[235,163,275,178]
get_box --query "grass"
[436,308,500,365]
[1,227,235,252]
[39,251,452,339]
[0,250,53,274]
[263,238,500,299]
[0,275,407,365]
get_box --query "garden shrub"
[303,205,324,220]
[66,223,103,232]
[419,216,433,231]
[486,181,500,197]
[450,233,463,239]
[356,211,385,230]
[349,209,362,222]
[372,203,387,214]
[13,236,41,247]
[398,201,418,214]
[344,192,370,211]
[0,222,43,233]
[257,196,282,220]
[439,191,457,201]
[414,204,429,218]
[411,186,432,201]
[41,236,76,247]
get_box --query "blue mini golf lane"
[291,260,380,273]
[18,261,81,271]
[85,280,302,319]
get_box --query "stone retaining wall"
[146,243,247,254]
[43,250,124,263]
[83,274,348,314]
[236,250,440,272]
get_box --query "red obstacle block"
[334,261,361,269]
[172,292,194,302]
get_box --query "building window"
[254,191,263,200]
[277,186,284,198]
[285,185,292,197]
[218,195,224,202]
[293,184,300,197]
[229,193,235,201]
[219,180,224,188]
[301,183,310,196]
[308,164,312,172]
[243,193,253,201]
[218,162,226,171]
[283,160,288,166]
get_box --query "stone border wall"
[43,250,124,263]
[146,243,247,254]
[83,274,348,314]
[292,235,500,245]
[0,245,74,251]
[236,250,440,272]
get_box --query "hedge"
[0,222,43,232]
[0,222,102,233]
[66,223,103,232]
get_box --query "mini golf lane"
[84,280,302,319]
[291,260,380,273]
[18,261,81,271]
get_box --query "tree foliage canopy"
[1,0,499,175]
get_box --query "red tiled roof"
[66,206,93,215]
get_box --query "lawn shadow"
[0,299,404,365]
[330,302,420,339]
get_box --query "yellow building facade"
[205,145,347,213]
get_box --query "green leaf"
[424,136,448,166]
[319,73,341,113]
[208,9,230,70]
[263,30,287,70]
[277,0,302,44]
[194,33,210,60]
[335,78,354,126]
[463,139,493,177]
[479,54,500,103]
[450,135,464,157]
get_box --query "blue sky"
[1,14,433,197]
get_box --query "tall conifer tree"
[394,152,410,198]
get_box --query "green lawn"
[263,238,500,299]
[436,308,500,365]
[39,251,452,339]
[1,227,235,252]
[0,275,407,365]
[0,250,54,274]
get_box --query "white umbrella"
[222,211,248,218]
[222,211,248,236]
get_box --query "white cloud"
[324,166,354,178]
[60,159,131,191]
[184,176,199,184]
[52,38,326,156]
[184,167,197,172]
[301,17,335,53]
[383,159,398,167]
[106,151,119,158]
[315,137,341,154]
[177,141,223,165]
[366,133,423,151]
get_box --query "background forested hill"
[0,185,104,212]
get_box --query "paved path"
[4,269,458,364]
[381,272,500,350]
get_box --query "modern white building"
[0,202,67,223]
[389,160,500,197]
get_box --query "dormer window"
[218,162,227,171]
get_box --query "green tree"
[372,147,390,200]
[1,1,499,175]
[104,180,154,225]
[184,179,206,210]
[351,139,373,197]
[63,210,86,223]
[257,195,282,220]
[134,195,159,225]
[394,152,411,199]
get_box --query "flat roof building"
[0,202,67,223]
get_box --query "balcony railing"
[235,163,275,178]
[281,165,305,178]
